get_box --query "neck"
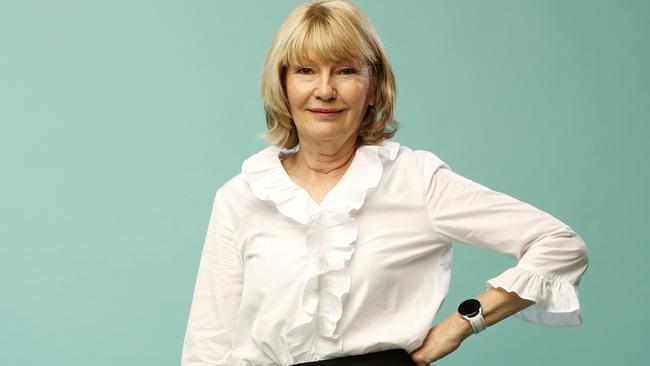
[283,135,360,180]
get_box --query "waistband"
[290,348,416,366]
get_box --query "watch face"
[458,299,481,317]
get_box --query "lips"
[309,108,344,113]
[309,109,344,118]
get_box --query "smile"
[309,109,345,118]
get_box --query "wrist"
[457,298,487,336]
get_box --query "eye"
[296,67,313,74]
[340,67,356,75]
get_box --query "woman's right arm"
[181,189,243,366]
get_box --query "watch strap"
[467,308,486,334]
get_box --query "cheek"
[285,80,308,108]
[346,79,371,101]
[348,85,371,109]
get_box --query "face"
[284,50,375,148]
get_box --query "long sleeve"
[181,188,243,365]
[419,151,589,327]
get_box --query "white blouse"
[181,140,589,366]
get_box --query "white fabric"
[181,140,589,366]
[465,309,486,334]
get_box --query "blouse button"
[310,256,318,265]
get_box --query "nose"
[314,71,336,100]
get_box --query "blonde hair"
[259,0,398,149]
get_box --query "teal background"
[1,0,648,365]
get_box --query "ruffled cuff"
[485,266,583,327]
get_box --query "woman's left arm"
[412,152,590,364]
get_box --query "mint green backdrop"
[1,1,647,365]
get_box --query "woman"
[181,1,589,365]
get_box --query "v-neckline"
[240,140,401,224]
[278,149,356,208]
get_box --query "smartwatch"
[457,299,486,334]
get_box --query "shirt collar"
[241,140,401,224]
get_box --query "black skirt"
[290,348,417,366]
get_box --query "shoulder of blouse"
[210,173,255,235]
[226,144,451,221]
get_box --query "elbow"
[577,233,589,259]
[548,227,590,284]
[574,234,590,281]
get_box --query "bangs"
[283,7,377,68]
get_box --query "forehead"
[283,22,373,67]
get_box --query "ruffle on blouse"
[241,141,401,362]
[486,266,582,327]
[240,143,315,224]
